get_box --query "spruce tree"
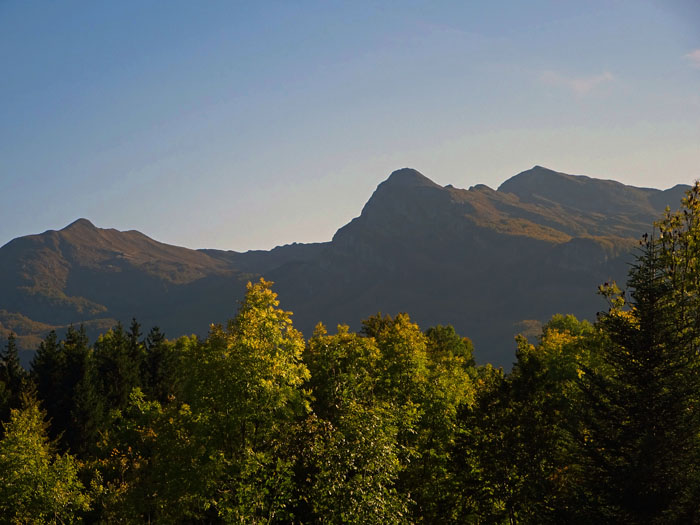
[127,317,145,375]
[63,325,103,455]
[0,333,28,425]
[30,331,64,442]
[579,232,700,523]
[95,321,142,412]
[30,326,103,455]
[143,326,180,403]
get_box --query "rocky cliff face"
[0,167,690,366]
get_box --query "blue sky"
[2,0,699,250]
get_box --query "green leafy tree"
[94,385,213,523]
[305,323,381,420]
[454,316,599,524]
[425,324,475,367]
[366,312,429,405]
[365,314,431,514]
[303,324,409,524]
[306,400,408,525]
[453,363,507,521]
[407,325,476,523]
[101,279,311,523]
[360,314,482,522]
[0,392,91,523]
[189,278,310,523]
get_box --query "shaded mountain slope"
[0,219,250,357]
[0,167,690,366]
[265,167,668,364]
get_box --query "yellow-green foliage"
[0,395,91,523]
[15,179,700,524]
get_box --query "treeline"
[3,184,700,524]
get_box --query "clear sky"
[2,0,699,251]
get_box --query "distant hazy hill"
[0,166,690,366]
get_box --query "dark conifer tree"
[30,330,64,440]
[0,332,28,425]
[62,325,103,455]
[1,333,25,388]
[30,326,102,455]
[579,234,700,523]
[143,326,180,403]
[95,321,142,412]
[31,331,61,390]
[128,317,145,370]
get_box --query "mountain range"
[0,166,689,366]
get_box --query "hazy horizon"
[2,1,699,251]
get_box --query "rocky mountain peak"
[383,168,441,189]
[61,218,97,231]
